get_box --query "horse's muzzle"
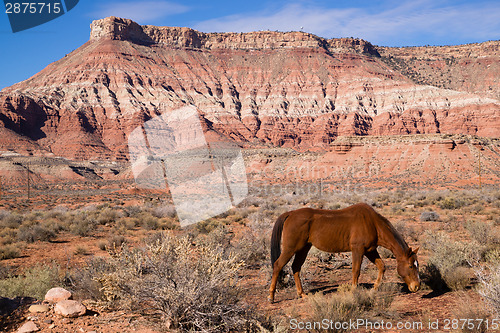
[408,282,420,292]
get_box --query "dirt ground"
[0,182,498,333]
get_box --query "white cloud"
[92,1,189,23]
[194,0,500,46]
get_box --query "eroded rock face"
[0,17,498,160]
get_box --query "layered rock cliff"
[0,16,498,160]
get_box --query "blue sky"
[1,0,499,90]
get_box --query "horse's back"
[286,204,379,253]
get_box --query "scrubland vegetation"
[0,186,499,331]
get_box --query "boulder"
[44,287,72,302]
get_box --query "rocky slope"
[378,42,500,100]
[0,16,498,161]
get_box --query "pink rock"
[17,321,39,333]
[54,300,87,318]
[44,287,72,302]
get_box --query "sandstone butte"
[0,16,498,187]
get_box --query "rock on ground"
[54,300,87,318]
[16,320,39,333]
[28,304,50,313]
[44,287,72,302]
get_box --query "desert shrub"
[97,207,122,225]
[82,232,260,332]
[157,217,180,230]
[0,264,61,300]
[475,262,500,316]
[420,211,439,222]
[74,246,89,256]
[0,212,23,229]
[0,228,18,245]
[465,220,497,245]
[97,241,107,251]
[140,213,160,230]
[242,195,263,208]
[233,229,268,268]
[17,224,56,243]
[454,294,491,333]
[68,256,115,301]
[394,220,419,242]
[439,196,465,210]
[69,214,97,237]
[115,217,137,231]
[306,286,396,332]
[231,210,273,268]
[422,231,478,290]
[42,217,66,234]
[0,244,21,260]
[124,205,142,217]
[107,235,126,250]
[484,248,500,265]
[152,205,177,218]
[195,218,224,234]
[390,204,404,214]
[420,263,449,292]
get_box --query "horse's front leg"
[351,247,364,288]
[365,249,385,289]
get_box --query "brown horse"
[269,203,420,303]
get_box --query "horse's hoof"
[268,296,274,304]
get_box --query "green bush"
[0,264,61,300]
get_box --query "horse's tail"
[271,212,289,268]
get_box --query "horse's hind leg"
[365,249,385,289]
[269,250,295,303]
[291,244,312,299]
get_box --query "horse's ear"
[413,247,419,254]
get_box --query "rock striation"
[0,16,498,160]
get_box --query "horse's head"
[397,247,420,292]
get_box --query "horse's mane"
[373,208,409,252]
